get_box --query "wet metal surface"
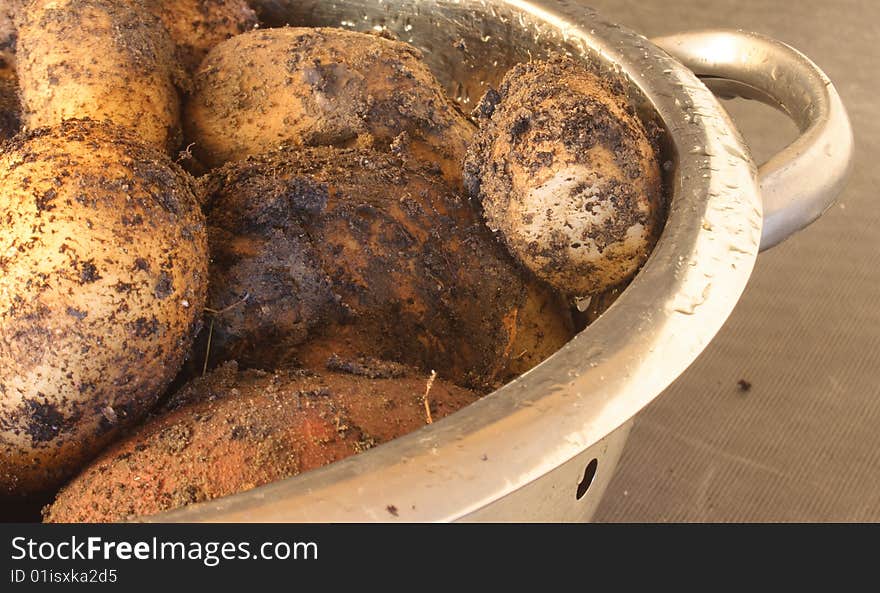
[591,0,880,522]
[160,0,766,522]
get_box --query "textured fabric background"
[586,0,880,522]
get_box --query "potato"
[464,56,665,297]
[0,51,19,141]
[0,0,23,140]
[185,27,475,186]
[44,360,480,522]
[196,146,574,391]
[145,0,258,73]
[0,119,208,497]
[0,0,21,56]
[16,0,185,151]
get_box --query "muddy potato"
[0,1,22,141]
[0,119,208,497]
[0,0,21,56]
[0,52,19,141]
[0,10,11,55]
[197,147,574,391]
[16,0,185,151]
[44,360,480,523]
[185,27,475,185]
[146,0,258,74]
[465,56,665,297]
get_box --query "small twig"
[201,293,248,377]
[501,308,518,360]
[176,142,196,163]
[202,318,214,377]
[488,307,519,383]
[204,292,250,317]
[511,350,529,361]
[423,370,437,425]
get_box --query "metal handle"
[651,30,854,251]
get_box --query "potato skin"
[196,147,574,391]
[0,0,21,56]
[44,361,480,523]
[185,27,475,185]
[0,119,208,496]
[0,1,22,140]
[17,0,185,151]
[0,52,19,141]
[465,56,665,297]
[146,0,258,74]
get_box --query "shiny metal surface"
[154,0,848,522]
[651,30,854,251]
[461,420,633,522]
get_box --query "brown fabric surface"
[588,0,880,522]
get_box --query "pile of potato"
[0,0,663,522]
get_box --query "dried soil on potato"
[44,361,480,523]
[0,53,19,140]
[0,119,208,496]
[146,0,258,74]
[465,55,665,297]
[17,0,186,151]
[185,27,475,186]
[195,146,574,391]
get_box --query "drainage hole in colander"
[576,459,599,500]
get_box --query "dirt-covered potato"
[0,1,22,140]
[146,0,258,74]
[0,1,21,56]
[16,0,185,151]
[0,119,208,497]
[196,147,574,391]
[0,51,19,140]
[44,361,480,523]
[465,56,665,297]
[185,27,475,185]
